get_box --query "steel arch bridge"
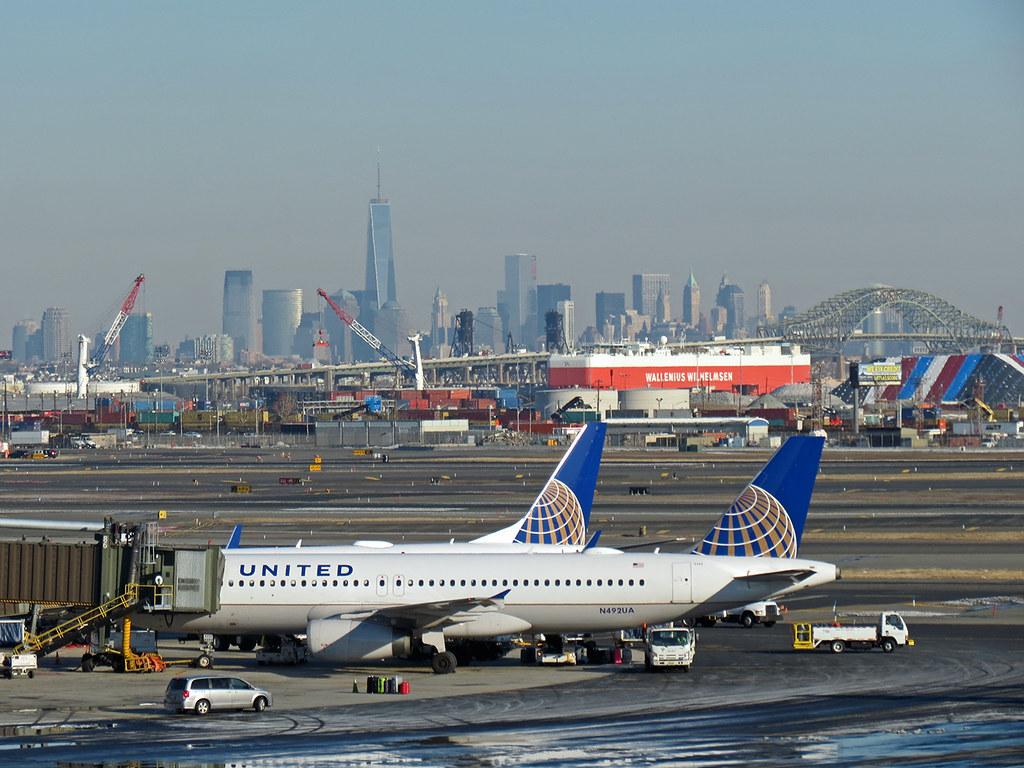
[765,287,1010,355]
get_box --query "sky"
[2,1,1022,346]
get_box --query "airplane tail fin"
[471,422,607,546]
[226,525,242,549]
[693,435,824,558]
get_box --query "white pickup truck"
[793,612,915,654]
[644,626,696,671]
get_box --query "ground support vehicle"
[255,635,309,665]
[793,612,914,654]
[644,626,696,671]
[699,601,780,628]
[0,620,37,679]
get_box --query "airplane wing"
[311,590,511,632]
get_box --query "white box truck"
[644,626,696,671]
[792,612,914,654]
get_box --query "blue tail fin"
[472,422,607,546]
[693,435,824,558]
[226,524,242,549]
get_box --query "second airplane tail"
[693,435,824,558]
[472,422,607,547]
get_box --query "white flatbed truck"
[644,626,696,671]
[793,612,915,654]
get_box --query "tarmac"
[0,444,1022,765]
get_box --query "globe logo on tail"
[515,478,587,546]
[694,484,797,558]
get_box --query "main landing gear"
[422,631,456,675]
[431,651,457,675]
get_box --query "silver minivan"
[164,674,272,715]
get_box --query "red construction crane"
[316,288,424,388]
[90,274,145,372]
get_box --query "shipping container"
[137,411,179,425]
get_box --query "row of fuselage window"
[227,576,647,590]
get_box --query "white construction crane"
[76,274,145,398]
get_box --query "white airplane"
[136,436,837,673]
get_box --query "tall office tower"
[120,313,154,365]
[322,290,360,363]
[375,301,409,360]
[715,275,745,337]
[556,300,575,351]
[12,320,39,361]
[504,254,537,349]
[656,289,671,324]
[365,181,398,320]
[709,305,728,335]
[262,289,302,357]
[475,306,502,352]
[42,307,71,363]
[757,280,773,324]
[431,288,450,357]
[595,292,626,332]
[222,270,256,362]
[632,274,671,318]
[682,272,700,327]
[536,283,571,341]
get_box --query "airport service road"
[1,622,1021,766]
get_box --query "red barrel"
[399,680,411,695]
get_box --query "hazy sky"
[2,2,1022,346]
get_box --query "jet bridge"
[0,521,222,652]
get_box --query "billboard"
[859,361,902,386]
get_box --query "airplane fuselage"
[140,548,836,637]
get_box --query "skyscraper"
[504,254,537,349]
[595,291,626,330]
[120,313,154,365]
[365,184,397,314]
[683,272,700,327]
[536,283,571,341]
[632,274,671,318]
[715,275,745,337]
[322,290,361,363]
[556,299,575,351]
[757,280,773,324]
[12,319,39,361]
[431,288,449,357]
[262,289,302,357]
[656,289,671,324]
[222,270,256,362]
[42,307,70,363]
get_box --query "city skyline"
[2,3,1021,343]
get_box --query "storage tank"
[619,388,691,416]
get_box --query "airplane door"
[394,574,405,597]
[672,562,692,604]
[376,574,387,597]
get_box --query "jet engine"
[307,618,412,662]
